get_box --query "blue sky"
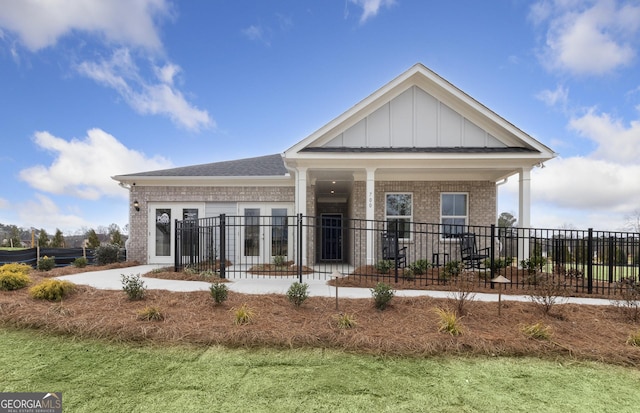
[1,0,639,236]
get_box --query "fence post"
[587,228,593,294]
[297,214,303,283]
[174,219,179,271]
[608,236,614,284]
[490,224,496,282]
[219,214,226,279]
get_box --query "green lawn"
[1,329,639,412]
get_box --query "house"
[112,63,555,267]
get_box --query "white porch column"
[518,167,532,261]
[296,167,308,265]
[366,168,376,265]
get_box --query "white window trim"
[384,192,413,241]
[440,192,469,240]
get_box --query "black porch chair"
[459,232,489,269]
[381,232,407,268]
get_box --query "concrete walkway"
[56,264,616,306]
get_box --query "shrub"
[434,307,463,336]
[29,279,76,301]
[612,277,640,322]
[72,257,88,268]
[521,322,552,340]
[0,263,31,276]
[37,256,56,271]
[374,260,394,274]
[335,313,357,329]
[273,255,287,267]
[529,274,567,315]
[484,257,512,271]
[233,304,254,325]
[441,261,463,282]
[409,259,430,275]
[121,274,146,300]
[402,268,415,281]
[137,306,165,321]
[209,282,229,305]
[199,269,218,279]
[95,244,121,266]
[450,271,477,316]
[287,282,309,307]
[521,256,547,276]
[0,271,31,291]
[371,282,394,310]
[626,330,640,347]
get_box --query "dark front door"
[321,214,342,261]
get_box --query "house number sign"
[368,192,373,208]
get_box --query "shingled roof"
[121,154,288,177]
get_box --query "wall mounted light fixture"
[133,200,140,212]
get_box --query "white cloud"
[536,84,569,108]
[569,108,640,164]
[531,0,640,75]
[19,129,173,200]
[0,197,8,209]
[500,100,640,230]
[242,25,270,46]
[0,0,171,51]
[349,0,396,23]
[77,49,214,131]
[17,194,90,233]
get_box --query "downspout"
[495,177,508,226]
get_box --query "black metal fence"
[175,214,640,296]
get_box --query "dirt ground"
[1,264,639,367]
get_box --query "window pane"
[386,194,412,216]
[442,194,467,216]
[387,219,410,239]
[155,209,171,256]
[442,218,466,237]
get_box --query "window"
[385,193,412,239]
[441,193,468,238]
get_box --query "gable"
[321,86,506,149]
[286,63,556,161]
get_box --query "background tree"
[109,224,124,247]
[2,225,23,248]
[624,209,640,233]
[498,212,517,230]
[50,228,65,247]
[86,229,101,249]
[37,229,50,247]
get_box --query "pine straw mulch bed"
[1,270,640,367]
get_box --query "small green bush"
[95,244,121,266]
[37,256,56,271]
[286,282,309,307]
[29,279,76,301]
[374,260,394,274]
[209,282,229,305]
[137,306,165,321]
[442,261,463,281]
[273,255,287,267]
[409,259,430,275]
[371,282,394,310]
[72,257,88,268]
[0,271,31,291]
[121,274,146,300]
[233,304,254,325]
